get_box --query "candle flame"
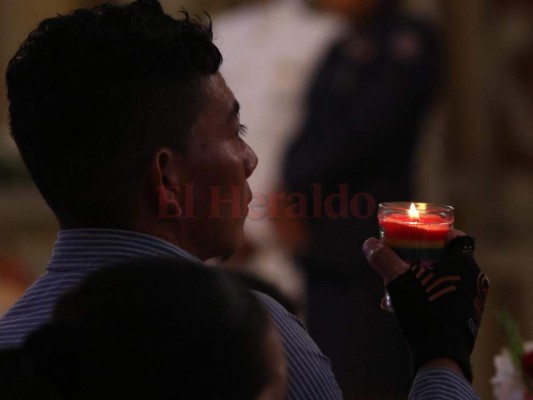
[408,203,420,220]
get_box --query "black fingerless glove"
[386,236,489,382]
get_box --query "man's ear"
[151,148,185,217]
[154,148,182,186]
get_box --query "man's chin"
[214,230,246,263]
[203,235,241,264]
[203,247,236,265]
[218,252,234,263]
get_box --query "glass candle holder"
[378,202,454,312]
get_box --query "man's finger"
[447,229,466,242]
[380,297,388,311]
[363,238,409,285]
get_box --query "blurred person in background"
[214,0,344,314]
[0,259,287,400]
[278,0,441,398]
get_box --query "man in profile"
[0,1,485,399]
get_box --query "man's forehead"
[205,73,237,111]
[198,73,240,128]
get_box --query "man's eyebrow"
[232,101,240,118]
[226,100,240,124]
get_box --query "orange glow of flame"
[408,203,420,220]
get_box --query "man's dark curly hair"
[6,0,222,227]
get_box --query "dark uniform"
[282,10,441,400]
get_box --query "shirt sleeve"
[255,292,343,400]
[409,368,480,400]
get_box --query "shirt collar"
[47,228,201,271]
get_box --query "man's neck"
[60,219,207,261]
[132,222,208,261]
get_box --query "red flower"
[523,351,533,378]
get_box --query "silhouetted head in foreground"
[2,259,286,399]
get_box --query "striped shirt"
[0,229,479,400]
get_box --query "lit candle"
[378,202,454,267]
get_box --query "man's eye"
[237,124,248,137]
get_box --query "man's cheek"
[209,185,246,218]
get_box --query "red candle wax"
[380,214,449,242]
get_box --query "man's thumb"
[363,238,409,285]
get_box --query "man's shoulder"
[253,291,342,400]
[254,291,307,330]
[0,270,88,350]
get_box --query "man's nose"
[243,143,258,179]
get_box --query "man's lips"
[243,186,252,218]
[245,186,253,206]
